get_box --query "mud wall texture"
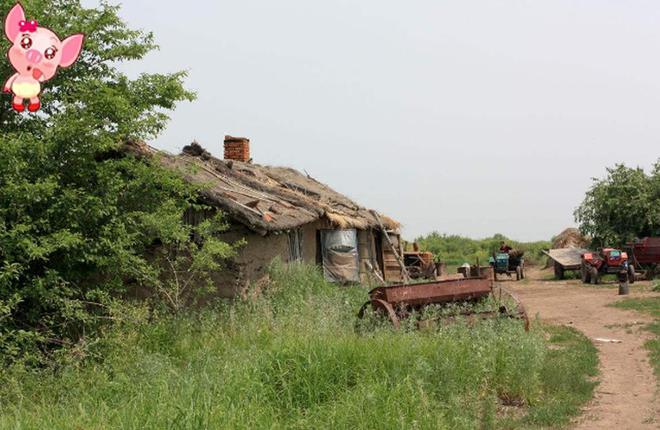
[213,223,289,297]
[209,218,385,296]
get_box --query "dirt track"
[506,269,659,429]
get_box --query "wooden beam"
[371,210,410,283]
[365,261,386,286]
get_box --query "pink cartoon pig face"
[4,3,84,81]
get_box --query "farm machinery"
[489,251,525,281]
[626,237,660,279]
[403,250,437,280]
[359,236,529,331]
[580,248,635,285]
[357,275,529,331]
[543,247,589,280]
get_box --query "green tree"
[0,0,234,365]
[574,161,660,247]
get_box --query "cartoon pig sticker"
[3,3,84,112]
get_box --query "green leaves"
[574,162,660,246]
[0,1,220,365]
[0,0,194,139]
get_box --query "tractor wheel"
[628,265,636,284]
[554,261,565,280]
[515,266,522,281]
[590,267,599,285]
[581,264,591,284]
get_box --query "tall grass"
[0,262,596,429]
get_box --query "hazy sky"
[98,1,658,240]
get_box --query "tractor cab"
[601,248,628,267]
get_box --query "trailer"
[357,277,529,330]
[543,247,589,279]
[626,237,660,279]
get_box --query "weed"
[0,262,598,429]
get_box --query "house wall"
[210,219,389,296]
[138,209,394,302]
[212,223,289,297]
[300,219,332,265]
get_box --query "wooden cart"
[543,248,589,279]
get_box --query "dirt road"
[506,269,659,429]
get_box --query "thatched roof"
[125,141,400,235]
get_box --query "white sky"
[97,1,658,240]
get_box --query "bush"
[0,0,234,365]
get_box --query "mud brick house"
[126,137,403,296]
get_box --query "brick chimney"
[224,136,250,162]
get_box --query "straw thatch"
[552,228,590,249]
[124,141,400,235]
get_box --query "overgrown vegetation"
[575,161,659,247]
[414,233,550,267]
[0,262,598,429]
[0,0,235,365]
[610,296,660,380]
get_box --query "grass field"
[0,262,598,429]
[610,294,660,380]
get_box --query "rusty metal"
[626,237,660,279]
[458,265,494,280]
[369,277,492,307]
[357,277,529,331]
[403,251,436,280]
[628,237,660,265]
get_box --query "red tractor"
[581,248,635,285]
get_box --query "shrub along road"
[507,268,659,429]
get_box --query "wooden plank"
[365,261,386,285]
[372,211,409,283]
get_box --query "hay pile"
[552,228,590,249]
[509,249,525,259]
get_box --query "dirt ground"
[506,268,659,429]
